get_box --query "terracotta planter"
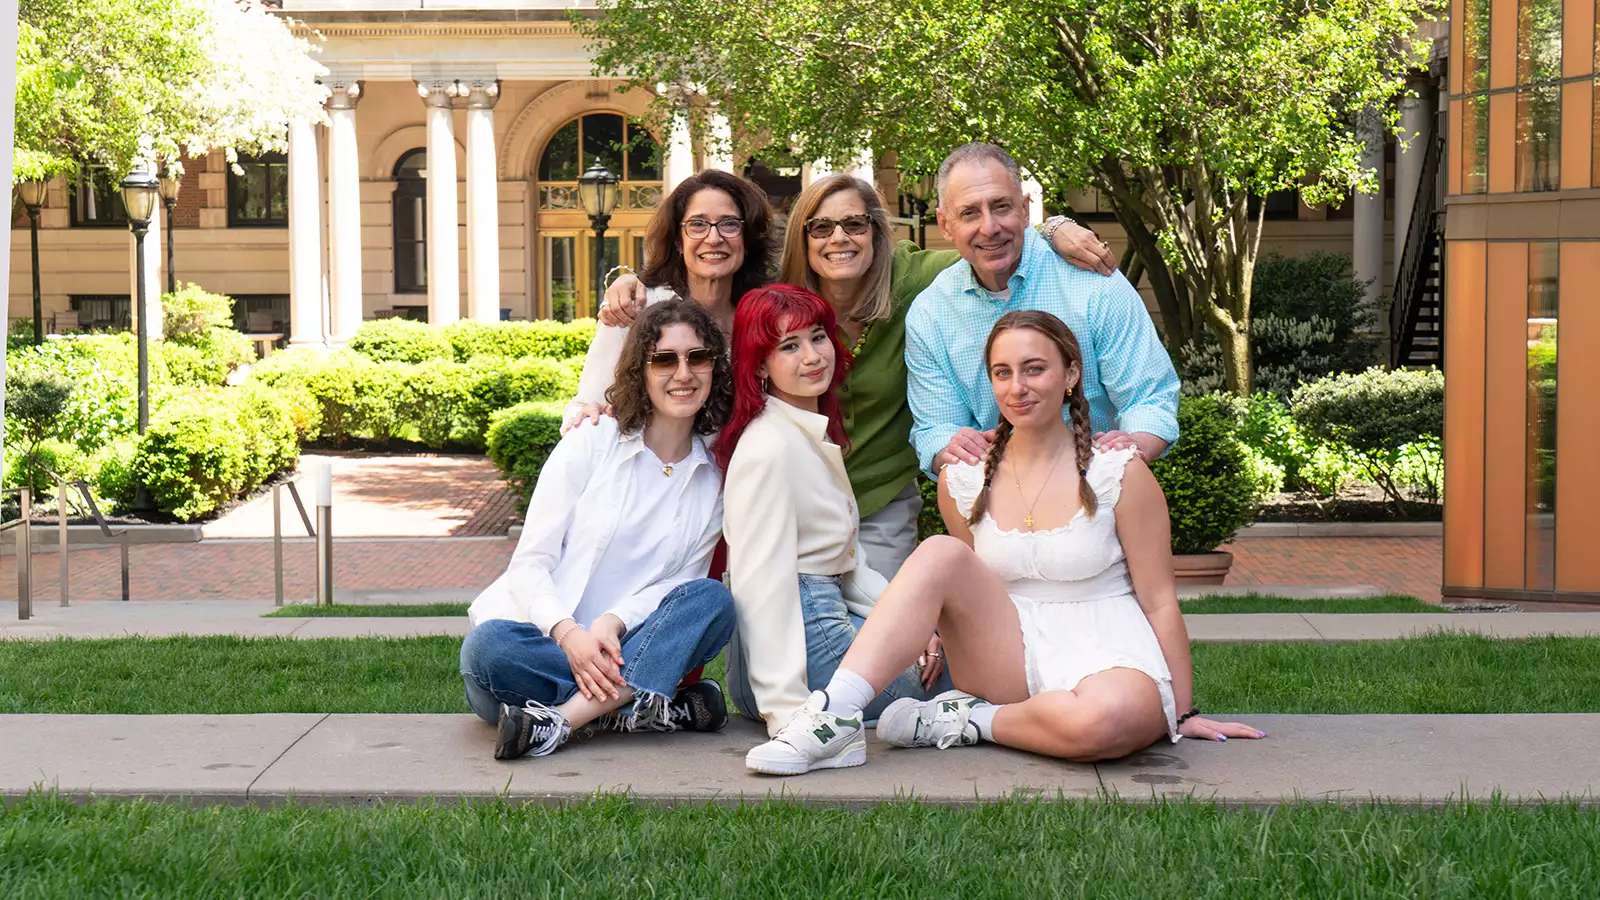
[1172,550,1234,586]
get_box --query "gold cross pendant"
[1023,514,1034,530]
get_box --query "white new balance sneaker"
[875,690,988,749]
[745,691,866,776]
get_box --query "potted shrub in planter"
[1150,395,1265,584]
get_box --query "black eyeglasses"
[681,217,745,239]
[803,214,873,240]
[647,348,717,373]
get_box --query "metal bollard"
[272,484,285,607]
[16,488,32,620]
[58,480,70,607]
[314,464,333,608]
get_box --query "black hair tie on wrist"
[1176,708,1200,726]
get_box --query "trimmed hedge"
[485,401,568,501]
[444,319,595,362]
[350,318,453,363]
[131,384,299,521]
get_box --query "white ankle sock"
[821,668,876,717]
[968,704,998,742]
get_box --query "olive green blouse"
[840,241,960,518]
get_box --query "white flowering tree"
[13,0,327,182]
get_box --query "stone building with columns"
[7,1,1446,354]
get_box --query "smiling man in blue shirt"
[906,143,1180,476]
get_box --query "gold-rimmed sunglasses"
[647,348,718,373]
[802,214,873,240]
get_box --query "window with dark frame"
[393,149,428,294]
[69,166,129,228]
[228,152,289,226]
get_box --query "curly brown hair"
[605,298,733,438]
[639,170,775,303]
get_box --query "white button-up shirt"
[468,417,723,633]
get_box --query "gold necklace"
[1010,444,1068,530]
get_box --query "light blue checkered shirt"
[905,227,1180,475]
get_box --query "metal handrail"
[6,473,136,619]
[1390,132,1445,367]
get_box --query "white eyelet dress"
[944,446,1179,742]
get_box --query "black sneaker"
[590,680,729,734]
[494,700,571,760]
[663,679,728,733]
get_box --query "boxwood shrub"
[1149,395,1264,555]
[131,385,300,521]
[444,319,595,362]
[485,401,568,501]
[1290,366,1444,511]
[350,318,453,363]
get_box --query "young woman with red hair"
[718,284,949,760]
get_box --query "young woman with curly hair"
[745,311,1262,775]
[564,169,775,431]
[717,284,949,754]
[463,299,739,760]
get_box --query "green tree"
[579,0,1436,393]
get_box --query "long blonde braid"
[1067,383,1099,518]
[966,418,1014,527]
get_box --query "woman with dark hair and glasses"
[565,169,775,430]
[605,175,1110,584]
[463,299,738,760]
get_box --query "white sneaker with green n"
[876,690,990,749]
[745,691,866,775]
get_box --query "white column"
[325,80,364,345]
[1393,91,1429,279]
[287,115,324,346]
[1022,175,1045,226]
[419,79,462,325]
[663,105,695,190]
[464,81,501,324]
[705,108,734,172]
[1352,112,1386,310]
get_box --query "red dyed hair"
[714,283,853,470]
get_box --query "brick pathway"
[202,453,520,539]
[1226,536,1443,603]
[5,534,1445,606]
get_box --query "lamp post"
[902,173,935,249]
[120,166,160,436]
[158,168,181,294]
[16,180,47,344]
[576,163,620,316]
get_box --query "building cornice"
[290,20,580,39]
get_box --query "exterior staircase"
[1390,132,1445,369]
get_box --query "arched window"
[392,149,427,294]
[537,113,662,210]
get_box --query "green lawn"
[2,794,1597,897]
[265,603,469,618]
[1179,593,1439,614]
[2,634,1597,715]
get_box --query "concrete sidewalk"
[5,601,1600,642]
[3,714,1596,806]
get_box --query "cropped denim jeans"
[459,577,735,724]
[726,573,951,725]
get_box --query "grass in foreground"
[1,634,1597,715]
[263,595,1436,618]
[3,794,1598,897]
[1179,593,1438,614]
[264,603,469,618]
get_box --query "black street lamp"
[158,168,181,294]
[16,180,47,344]
[901,173,936,249]
[120,166,160,436]
[576,162,620,316]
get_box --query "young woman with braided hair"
[746,310,1262,775]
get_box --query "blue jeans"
[459,577,735,723]
[726,573,952,724]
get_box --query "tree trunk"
[1217,319,1252,395]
